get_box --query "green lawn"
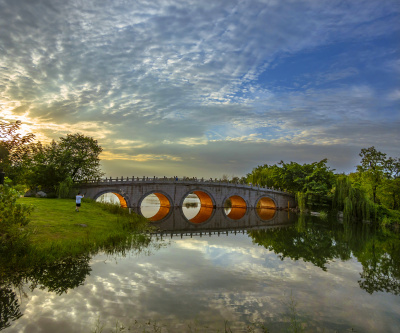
[13,197,153,264]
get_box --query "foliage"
[58,176,74,199]
[333,174,376,223]
[28,133,104,192]
[295,192,307,213]
[0,185,33,254]
[356,146,400,209]
[357,146,387,204]
[247,159,335,210]
[0,120,36,184]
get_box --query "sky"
[1,0,399,178]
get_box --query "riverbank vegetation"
[245,146,400,227]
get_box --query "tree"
[29,133,104,192]
[0,121,35,184]
[0,185,33,254]
[357,146,387,203]
[304,159,335,209]
[246,159,335,210]
[381,157,400,209]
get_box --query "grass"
[5,197,155,268]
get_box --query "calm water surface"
[1,203,400,332]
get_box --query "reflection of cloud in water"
[8,234,400,333]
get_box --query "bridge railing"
[79,176,292,195]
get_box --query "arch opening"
[224,195,247,220]
[96,192,128,208]
[183,191,214,224]
[256,196,276,221]
[140,193,171,221]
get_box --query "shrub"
[0,185,33,253]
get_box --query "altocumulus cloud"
[0,0,399,177]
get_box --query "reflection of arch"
[225,195,247,220]
[94,190,129,208]
[182,190,215,224]
[139,191,172,222]
[256,208,276,221]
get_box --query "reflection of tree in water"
[249,216,400,295]
[0,232,164,330]
[356,234,400,295]
[249,216,351,271]
[28,256,91,295]
[0,255,91,331]
[0,285,23,331]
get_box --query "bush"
[0,185,33,253]
[58,176,74,199]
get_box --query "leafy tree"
[29,133,104,192]
[333,174,375,223]
[380,157,400,210]
[246,159,335,210]
[0,185,33,254]
[357,146,387,204]
[0,120,36,184]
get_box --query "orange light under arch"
[189,191,214,224]
[114,193,128,208]
[226,195,247,220]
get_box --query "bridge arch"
[256,195,277,209]
[255,195,277,221]
[180,189,216,224]
[222,194,248,220]
[93,189,130,208]
[138,191,173,222]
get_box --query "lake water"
[1,201,400,332]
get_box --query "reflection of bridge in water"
[79,177,296,223]
[130,207,296,238]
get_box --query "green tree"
[0,120,36,184]
[380,157,400,209]
[29,133,104,192]
[246,159,335,210]
[357,146,387,204]
[303,159,335,209]
[0,185,33,254]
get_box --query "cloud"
[1,0,399,177]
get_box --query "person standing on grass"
[76,192,84,212]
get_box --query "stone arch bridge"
[78,176,296,223]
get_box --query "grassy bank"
[6,197,154,267]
